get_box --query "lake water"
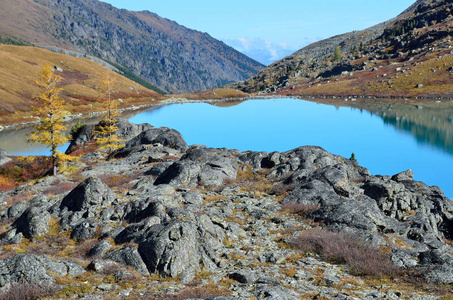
[2,98,453,199]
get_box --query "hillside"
[0,45,163,126]
[0,0,264,94]
[231,0,453,99]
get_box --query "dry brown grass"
[288,229,403,279]
[0,45,163,125]
[175,88,249,100]
[98,173,136,191]
[0,280,58,300]
[232,165,274,196]
[280,202,320,218]
[274,47,453,99]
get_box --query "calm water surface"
[130,98,453,198]
[2,98,452,198]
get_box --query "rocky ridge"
[0,0,264,93]
[231,0,453,99]
[0,120,452,298]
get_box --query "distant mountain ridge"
[232,0,453,99]
[0,0,264,93]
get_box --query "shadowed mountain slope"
[0,0,264,93]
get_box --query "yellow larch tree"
[29,64,69,176]
[93,70,124,155]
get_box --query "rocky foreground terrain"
[0,119,453,299]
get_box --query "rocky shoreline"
[0,119,452,299]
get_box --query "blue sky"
[103,0,416,64]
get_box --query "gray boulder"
[8,203,29,219]
[0,229,23,245]
[138,218,223,278]
[88,240,112,257]
[13,206,51,238]
[154,161,202,186]
[425,263,453,284]
[114,217,162,244]
[88,259,122,274]
[66,119,153,154]
[66,124,96,154]
[138,220,201,277]
[70,220,99,242]
[104,246,149,275]
[154,147,238,187]
[111,127,188,158]
[123,199,167,224]
[60,177,115,213]
[254,285,300,300]
[0,148,11,166]
[238,151,282,170]
[0,255,85,287]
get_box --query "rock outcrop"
[0,119,452,298]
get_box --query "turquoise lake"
[2,98,453,198]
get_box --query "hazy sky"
[103,0,416,64]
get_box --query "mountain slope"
[232,0,453,99]
[0,45,163,126]
[0,0,264,93]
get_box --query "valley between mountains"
[1,0,453,299]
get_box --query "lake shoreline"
[3,94,453,132]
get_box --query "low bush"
[0,156,52,185]
[0,175,16,192]
[98,173,135,190]
[280,202,320,218]
[0,280,58,300]
[43,180,77,196]
[288,229,402,278]
[271,182,297,196]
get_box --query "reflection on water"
[1,98,453,198]
[369,104,453,155]
[0,108,153,156]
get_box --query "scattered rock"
[0,148,11,166]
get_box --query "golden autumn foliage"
[93,71,124,155]
[28,64,69,175]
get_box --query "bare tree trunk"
[52,147,57,176]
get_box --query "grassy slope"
[0,45,165,126]
[235,0,453,100]
[174,88,250,100]
[277,48,453,99]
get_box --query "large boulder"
[60,177,115,213]
[66,124,96,154]
[138,220,201,278]
[111,127,188,158]
[13,206,51,238]
[154,147,238,187]
[66,119,153,154]
[0,255,85,287]
[104,246,149,276]
[138,217,224,278]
